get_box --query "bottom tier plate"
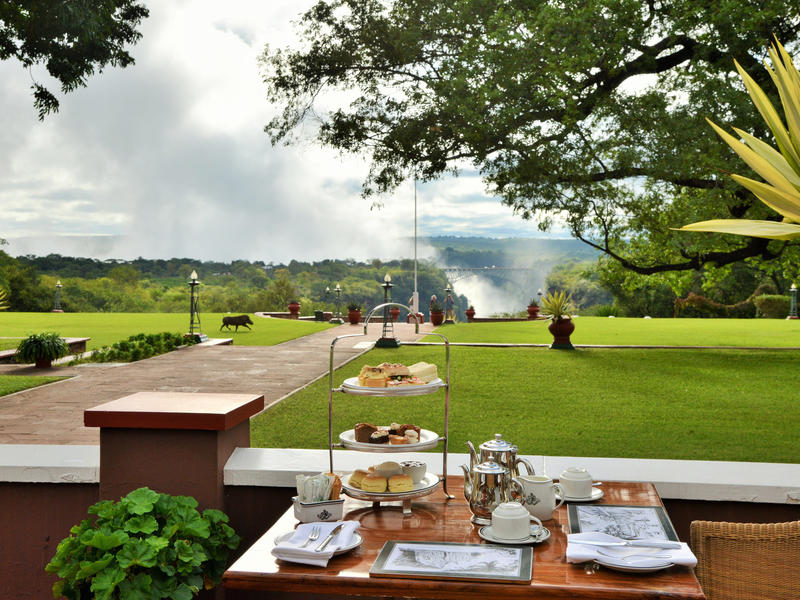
[342,472,440,501]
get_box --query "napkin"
[566,532,697,567]
[271,521,360,567]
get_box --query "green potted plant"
[46,486,240,600]
[16,332,69,368]
[540,291,576,349]
[0,287,9,311]
[429,301,444,326]
[347,302,362,325]
[526,298,540,319]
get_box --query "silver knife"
[314,524,344,552]
[574,539,681,549]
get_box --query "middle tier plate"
[340,376,445,396]
[339,428,440,452]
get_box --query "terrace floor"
[0,322,434,445]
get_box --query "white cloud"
[0,1,563,262]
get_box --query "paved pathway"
[0,323,434,445]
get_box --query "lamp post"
[188,270,203,339]
[52,280,63,313]
[330,283,344,324]
[789,284,798,319]
[376,273,399,348]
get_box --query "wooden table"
[223,479,705,599]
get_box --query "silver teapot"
[467,433,535,477]
[461,460,519,525]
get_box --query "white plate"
[274,531,362,556]
[557,488,604,503]
[341,471,439,498]
[339,428,440,452]
[478,525,551,545]
[594,556,675,572]
[340,377,445,396]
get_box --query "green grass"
[427,317,800,347]
[251,345,800,463]
[0,375,64,396]
[0,338,21,351]
[0,313,334,350]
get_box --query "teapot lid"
[473,459,508,475]
[480,433,516,452]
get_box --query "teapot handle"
[516,457,535,476]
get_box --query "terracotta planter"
[288,302,301,319]
[465,308,476,322]
[527,305,540,319]
[548,317,575,349]
[430,311,444,326]
[389,307,401,322]
[347,309,361,325]
[35,358,53,369]
[407,312,425,324]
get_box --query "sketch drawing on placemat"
[567,505,679,541]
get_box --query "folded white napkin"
[271,521,360,567]
[566,532,697,567]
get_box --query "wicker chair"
[690,520,800,600]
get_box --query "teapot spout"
[466,441,478,468]
[460,464,473,498]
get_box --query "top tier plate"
[340,377,446,396]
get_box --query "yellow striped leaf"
[676,219,800,240]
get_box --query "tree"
[0,0,149,119]
[262,0,800,278]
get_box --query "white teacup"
[559,467,593,499]
[513,475,565,521]
[491,502,543,540]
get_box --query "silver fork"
[297,525,321,548]
[594,548,672,561]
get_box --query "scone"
[388,473,414,492]
[361,473,387,493]
[326,472,342,499]
[348,469,369,489]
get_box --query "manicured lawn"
[0,313,334,350]
[0,338,21,351]
[251,345,800,463]
[428,317,800,347]
[0,375,64,396]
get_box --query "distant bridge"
[442,266,538,283]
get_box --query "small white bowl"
[559,467,593,499]
[292,496,344,523]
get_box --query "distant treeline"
[1,250,468,316]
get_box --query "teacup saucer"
[556,488,604,503]
[478,525,550,545]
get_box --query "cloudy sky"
[0,1,557,264]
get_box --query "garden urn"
[465,307,475,322]
[288,301,301,318]
[548,317,575,349]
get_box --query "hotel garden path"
[0,322,434,445]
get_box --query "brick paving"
[0,322,434,445]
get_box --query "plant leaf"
[729,174,800,222]
[124,515,159,534]
[75,554,115,579]
[676,219,800,239]
[124,487,160,515]
[734,59,800,172]
[734,128,800,188]
[117,539,158,569]
[707,119,798,196]
[80,529,129,551]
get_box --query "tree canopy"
[262,0,800,279]
[0,0,148,118]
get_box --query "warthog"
[220,314,253,332]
